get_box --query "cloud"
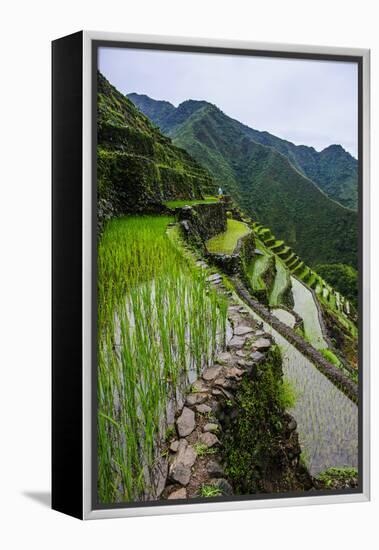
[99,47,358,157]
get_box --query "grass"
[319,348,358,383]
[278,378,297,409]
[206,219,251,255]
[269,258,290,306]
[97,215,227,503]
[194,443,218,457]
[316,467,358,487]
[199,484,222,497]
[320,348,343,369]
[248,254,271,291]
[164,196,218,209]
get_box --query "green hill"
[237,126,358,210]
[128,94,357,269]
[129,93,358,210]
[97,73,216,226]
[127,93,176,131]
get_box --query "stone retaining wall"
[207,231,255,276]
[271,303,304,332]
[163,282,311,499]
[177,202,227,244]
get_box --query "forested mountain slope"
[128,93,358,268]
[129,93,358,210]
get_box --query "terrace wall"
[207,231,255,276]
[233,277,358,404]
[177,202,227,244]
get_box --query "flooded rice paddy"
[247,307,358,475]
[271,307,296,328]
[291,277,327,350]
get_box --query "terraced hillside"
[252,222,355,324]
[128,93,358,269]
[247,220,358,373]
[97,73,217,227]
[96,75,359,503]
[206,219,251,255]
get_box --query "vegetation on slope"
[97,215,227,502]
[164,196,218,209]
[246,244,276,304]
[222,347,311,493]
[244,218,358,373]
[248,253,272,291]
[252,222,355,325]
[129,92,358,210]
[314,263,358,309]
[97,73,217,227]
[127,93,176,130]
[128,94,358,269]
[173,106,358,268]
[235,126,358,210]
[269,258,292,307]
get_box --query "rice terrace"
[96,48,360,506]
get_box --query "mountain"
[236,125,358,210]
[127,93,176,131]
[128,94,358,269]
[97,74,216,226]
[128,93,358,210]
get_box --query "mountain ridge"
[128,92,358,210]
[128,91,358,269]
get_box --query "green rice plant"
[97,215,227,503]
[164,196,218,209]
[320,348,343,368]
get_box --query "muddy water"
[291,277,327,350]
[247,307,358,475]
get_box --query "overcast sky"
[99,47,358,158]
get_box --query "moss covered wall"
[222,346,311,494]
[97,72,218,230]
[207,231,255,276]
[177,202,227,247]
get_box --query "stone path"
[163,273,274,500]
